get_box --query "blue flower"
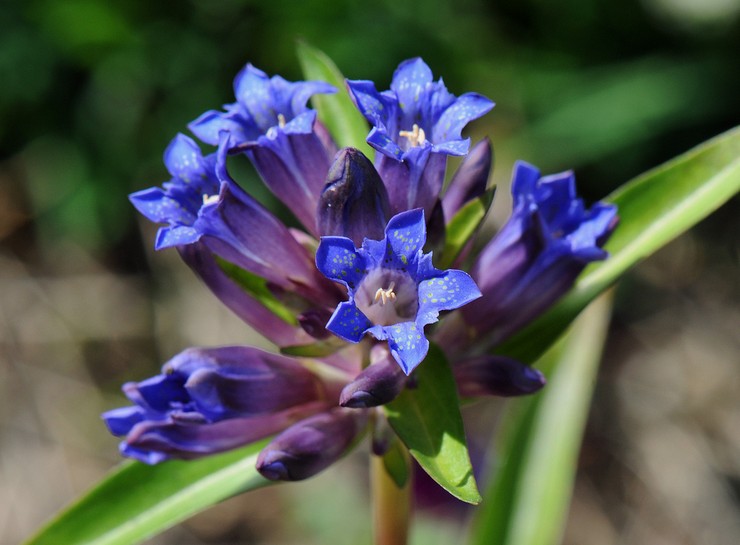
[316,208,481,374]
[347,58,494,215]
[450,161,618,349]
[189,64,338,233]
[189,63,336,146]
[129,132,341,346]
[102,346,337,464]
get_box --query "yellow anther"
[374,282,397,306]
[202,194,219,206]
[277,113,287,128]
[399,124,426,147]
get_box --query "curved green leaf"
[498,125,740,362]
[438,187,496,269]
[25,440,271,545]
[296,42,374,158]
[470,293,613,545]
[384,344,481,504]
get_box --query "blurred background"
[1,0,738,543]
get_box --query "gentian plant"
[25,45,740,545]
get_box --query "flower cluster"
[106,57,617,483]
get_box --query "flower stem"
[371,448,411,545]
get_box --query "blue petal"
[384,208,426,266]
[382,322,430,375]
[326,301,372,343]
[233,64,276,132]
[432,93,494,143]
[164,134,207,180]
[102,406,147,436]
[346,79,392,128]
[129,187,188,224]
[511,161,542,205]
[367,127,403,159]
[315,236,368,290]
[154,225,202,250]
[417,270,481,325]
[188,108,249,147]
[390,58,433,112]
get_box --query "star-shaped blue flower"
[189,63,336,147]
[347,57,494,162]
[316,209,481,374]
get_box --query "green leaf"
[381,437,411,489]
[296,41,374,158]
[215,256,298,325]
[383,344,481,504]
[438,187,496,269]
[470,292,613,545]
[25,440,272,545]
[498,126,740,363]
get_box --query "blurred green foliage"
[1,0,737,261]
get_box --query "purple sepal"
[339,345,407,408]
[454,356,546,397]
[460,161,618,346]
[256,408,367,481]
[317,148,391,247]
[442,138,493,220]
[178,244,311,347]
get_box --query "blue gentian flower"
[189,64,338,233]
[102,346,340,464]
[316,208,481,374]
[347,58,494,216]
[445,161,618,351]
[129,132,341,346]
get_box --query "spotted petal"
[326,301,373,343]
[315,236,368,290]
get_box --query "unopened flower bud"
[454,356,546,397]
[256,408,367,481]
[340,346,407,408]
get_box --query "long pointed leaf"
[498,125,740,363]
[25,440,271,545]
[470,292,613,545]
[384,344,482,504]
[296,42,374,158]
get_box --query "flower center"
[277,113,287,128]
[355,269,418,326]
[399,124,426,148]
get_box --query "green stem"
[371,449,411,545]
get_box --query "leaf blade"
[296,42,374,158]
[25,440,271,545]
[470,293,613,545]
[384,344,481,504]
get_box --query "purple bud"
[256,408,367,481]
[442,138,493,220]
[340,346,407,408]
[297,308,334,340]
[317,148,391,247]
[453,356,546,397]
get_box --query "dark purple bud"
[256,408,367,481]
[454,356,546,397]
[442,138,493,220]
[340,346,408,408]
[317,148,391,247]
[297,308,334,340]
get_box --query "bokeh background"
[1,0,739,544]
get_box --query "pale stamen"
[277,113,287,128]
[399,124,426,147]
[202,194,219,206]
[374,282,397,306]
